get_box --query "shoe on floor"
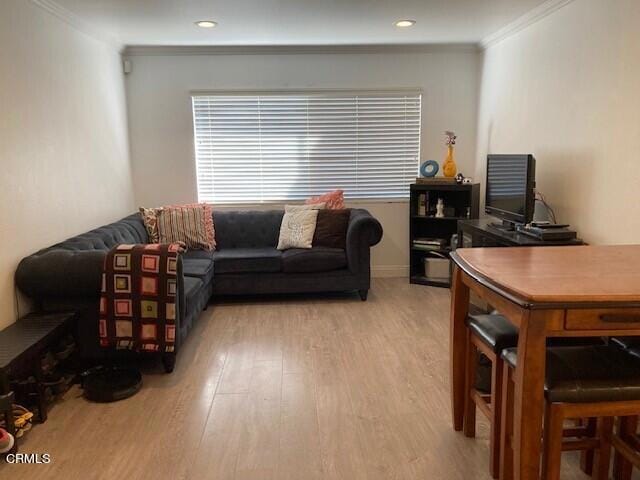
[0,427,15,454]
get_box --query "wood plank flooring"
[1,279,593,479]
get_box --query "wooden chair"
[500,345,640,480]
[611,416,640,479]
[611,344,640,480]
[463,314,519,479]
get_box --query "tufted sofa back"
[38,213,149,254]
[213,210,284,249]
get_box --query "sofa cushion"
[306,189,345,209]
[313,209,350,249]
[182,258,214,283]
[277,208,320,250]
[213,211,283,249]
[157,204,215,250]
[281,247,347,273]
[212,248,282,274]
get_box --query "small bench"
[0,312,76,451]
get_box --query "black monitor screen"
[486,155,534,222]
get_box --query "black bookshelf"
[409,182,480,288]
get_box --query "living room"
[1,0,640,478]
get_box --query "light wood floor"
[2,279,593,479]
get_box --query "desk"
[449,245,640,480]
[457,218,583,248]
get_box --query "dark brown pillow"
[313,209,350,249]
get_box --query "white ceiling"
[52,0,549,47]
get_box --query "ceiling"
[53,0,549,47]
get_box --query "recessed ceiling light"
[195,20,217,28]
[395,19,416,28]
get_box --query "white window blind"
[192,91,421,204]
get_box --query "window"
[192,90,421,204]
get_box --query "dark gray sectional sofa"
[15,209,382,372]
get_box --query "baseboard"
[372,265,409,278]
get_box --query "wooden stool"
[463,314,518,479]
[611,345,640,480]
[500,345,640,480]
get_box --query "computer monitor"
[485,154,536,228]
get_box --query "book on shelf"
[413,237,447,246]
[412,237,448,251]
[417,193,427,216]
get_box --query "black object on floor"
[81,366,142,403]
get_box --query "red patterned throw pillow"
[305,189,345,210]
[156,203,216,250]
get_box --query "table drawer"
[566,309,640,330]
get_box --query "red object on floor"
[0,427,15,454]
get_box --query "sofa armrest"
[346,209,383,273]
[16,250,107,298]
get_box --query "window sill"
[201,198,409,208]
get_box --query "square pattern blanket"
[99,243,183,352]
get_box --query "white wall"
[125,49,480,275]
[476,0,640,243]
[0,1,135,329]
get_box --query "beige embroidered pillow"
[277,208,320,250]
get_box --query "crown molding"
[480,0,576,50]
[30,0,123,51]
[123,43,479,57]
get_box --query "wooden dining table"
[449,245,640,480]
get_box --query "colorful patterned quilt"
[99,243,184,352]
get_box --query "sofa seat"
[184,276,204,311]
[182,250,215,261]
[182,258,214,284]
[282,247,347,273]
[212,247,282,274]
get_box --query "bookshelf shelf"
[409,182,480,288]
[411,215,467,221]
[410,275,452,288]
[411,246,452,254]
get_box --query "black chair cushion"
[466,314,519,353]
[212,248,282,274]
[611,337,640,350]
[502,345,640,403]
[626,347,640,361]
[466,313,601,353]
[547,337,605,347]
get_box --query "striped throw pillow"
[157,204,215,250]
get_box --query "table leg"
[450,265,470,431]
[512,311,547,480]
